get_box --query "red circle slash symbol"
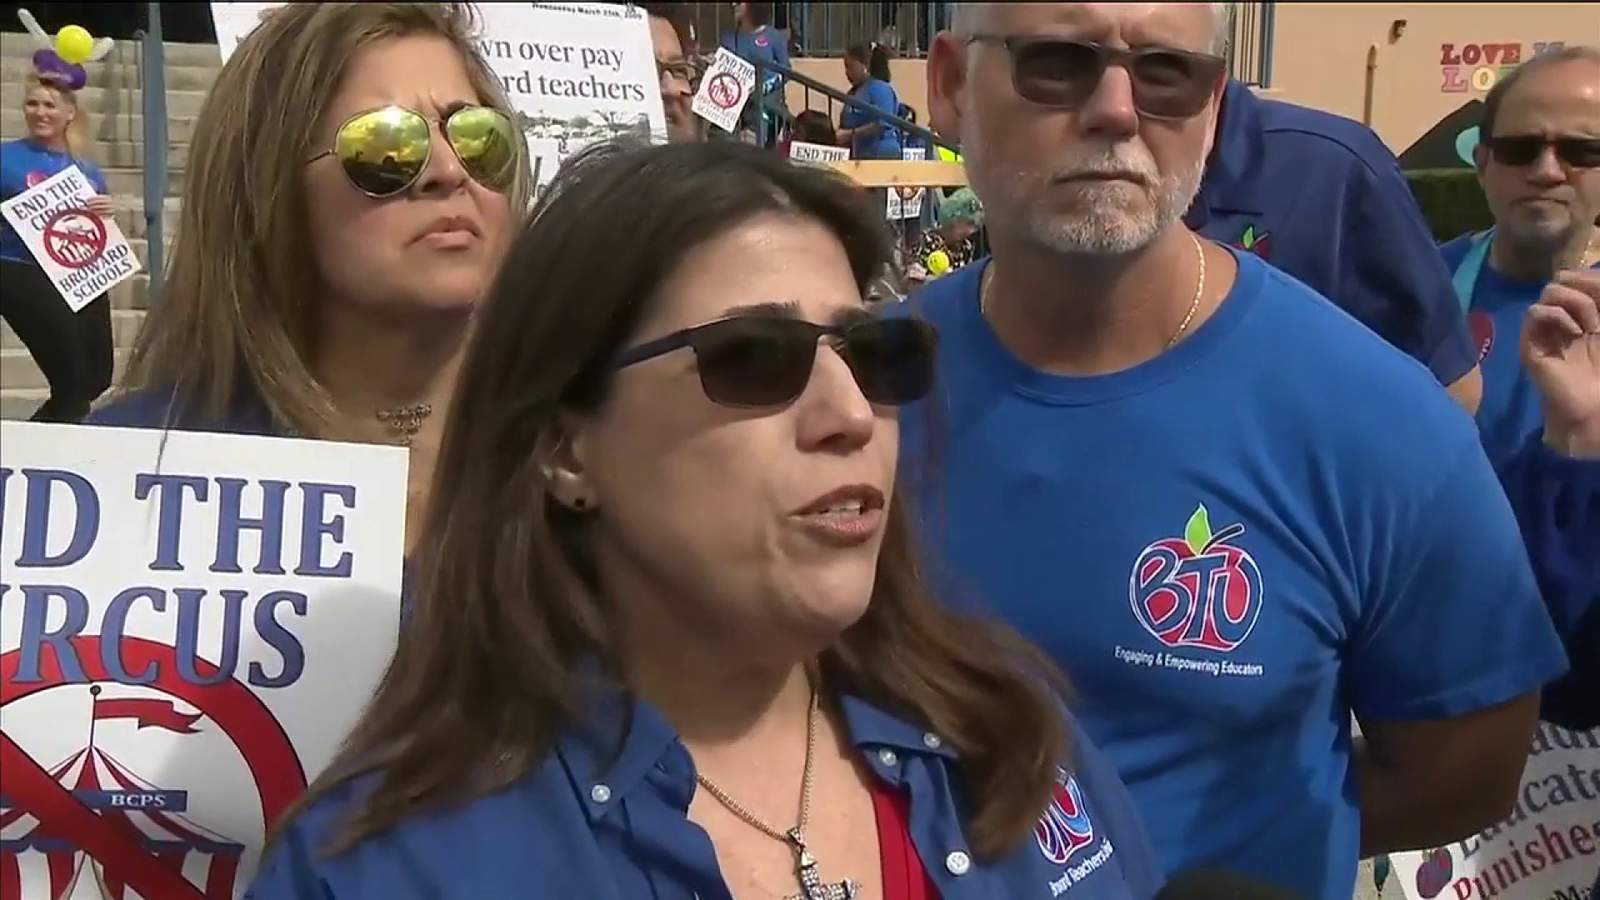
[707,72,743,110]
[42,208,107,269]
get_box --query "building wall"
[783,3,1596,157]
[1254,2,1596,153]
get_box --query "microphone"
[1155,869,1307,900]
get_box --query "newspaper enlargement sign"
[0,167,140,312]
[1390,721,1600,900]
[887,146,927,221]
[211,2,667,196]
[0,422,408,899]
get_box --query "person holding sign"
[0,72,114,422]
[248,140,1165,899]
[92,2,527,550]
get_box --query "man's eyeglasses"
[966,35,1227,120]
[657,58,699,89]
[1483,134,1600,169]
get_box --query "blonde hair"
[24,75,93,160]
[117,2,529,434]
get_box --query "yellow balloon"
[56,25,95,65]
[927,249,952,276]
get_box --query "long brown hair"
[113,3,529,435]
[299,140,1069,860]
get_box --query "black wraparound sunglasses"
[1483,134,1600,169]
[611,314,938,408]
[967,34,1227,120]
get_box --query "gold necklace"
[980,232,1209,350]
[375,402,432,447]
[693,690,860,900]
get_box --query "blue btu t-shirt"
[0,137,108,262]
[898,251,1568,899]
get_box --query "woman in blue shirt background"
[839,42,902,161]
[0,74,114,422]
[248,140,1162,900]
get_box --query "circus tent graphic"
[0,686,244,900]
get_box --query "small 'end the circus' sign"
[0,421,407,899]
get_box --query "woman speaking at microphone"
[247,141,1164,899]
[91,2,526,550]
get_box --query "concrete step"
[0,81,211,118]
[103,166,185,197]
[1,347,130,392]
[1,309,146,350]
[0,37,224,69]
[0,108,201,143]
[93,139,192,171]
[0,55,221,95]
[112,201,181,240]
[0,387,48,420]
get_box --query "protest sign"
[0,422,408,899]
[886,146,927,221]
[208,2,282,61]
[692,47,757,134]
[0,167,140,312]
[211,2,666,194]
[788,140,850,166]
[1389,721,1600,900]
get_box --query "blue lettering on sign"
[134,473,209,572]
[250,590,308,687]
[211,478,291,575]
[73,790,188,811]
[296,482,357,577]
[101,586,166,684]
[13,469,101,567]
[12,584,90,682]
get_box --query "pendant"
[784,828,860,900]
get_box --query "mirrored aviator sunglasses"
[611,315,939,409]
[309,104,519,198]
[970,35,1226,120]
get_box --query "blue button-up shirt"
[246,690,1163,899]
[1186,80,1476,388]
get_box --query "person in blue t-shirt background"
[910,3,1568,897]
[1186,78,1484,416]
[1,73,115,422]
[1440,48,1599,823]
[720,1,789,147]
[839,42,902,160]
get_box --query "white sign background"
[0,422,407,899]
[211,2,666,193]
[1390,722,1600,900]
[0,167,140,312]
[788,140,849,165]
[887,146,926,220]
[692,47,757,134]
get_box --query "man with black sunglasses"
[1442,52,1600,882]
[902,4,1567,898]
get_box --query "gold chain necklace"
[981,232,1209,350]
[693,690,860,900]
[374,402,433,447]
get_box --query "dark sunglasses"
[611,315,938,408]
[307,104,519,198]
[1483,134,1600,169]
[967,35,1226,120]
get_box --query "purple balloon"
[30,49,87,91]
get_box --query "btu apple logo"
[1129,504,1263,651]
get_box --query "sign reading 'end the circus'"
[0,421,408,899]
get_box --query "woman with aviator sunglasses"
[247,140,1163,899]
[91,2,527,550]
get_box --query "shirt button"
[590,783,612,804]
[878,748,899,767]
[923,732,943,750]
[945,850,971,875]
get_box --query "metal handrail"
[752,56,958,155]
[136,2,168,303]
